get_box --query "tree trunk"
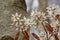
[39,0,48,12]
[0,0,27,40]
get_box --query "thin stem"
[48,33,53,40]
[42,22,48,40]
[14,21,20,40]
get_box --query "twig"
[48,33,53,40]
[42,22,48,40]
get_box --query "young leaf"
[54,34,59,40]
[32,33,40,40]
[22,35,28,40]
[55,14,60,19]
[22,31,29,40]
[14,31,20,40]
[45,22,53,34]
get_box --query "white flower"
[46,4,59,11]
[11,13,23,30]
[11,13,21,22]
[23,16,30,26]
[46,4,59,17]
[30,10,41,17]
[39,31,46,37]
[16,28,19,31]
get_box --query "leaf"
[55,14,60,19]
[54,34,59,40]
[32,33,40,40]
[14,31,20,40]
[45,22,53,34]
[22,31,29,40]
[22,35,27,40]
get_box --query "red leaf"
[22,31,29,40]
[55,14,60,19]
[54,34,59,40]
[22,36,27,40]
[45,23,53,34]
[14,31,20,40]
[32,33,40,40]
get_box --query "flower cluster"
[46,4,60,30]
[30,4,60,40]
[11,13,30,31]
[11,4,60,40]
[45,4,60,40]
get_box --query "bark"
[0,0,27,39]
[39,0,48,12]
